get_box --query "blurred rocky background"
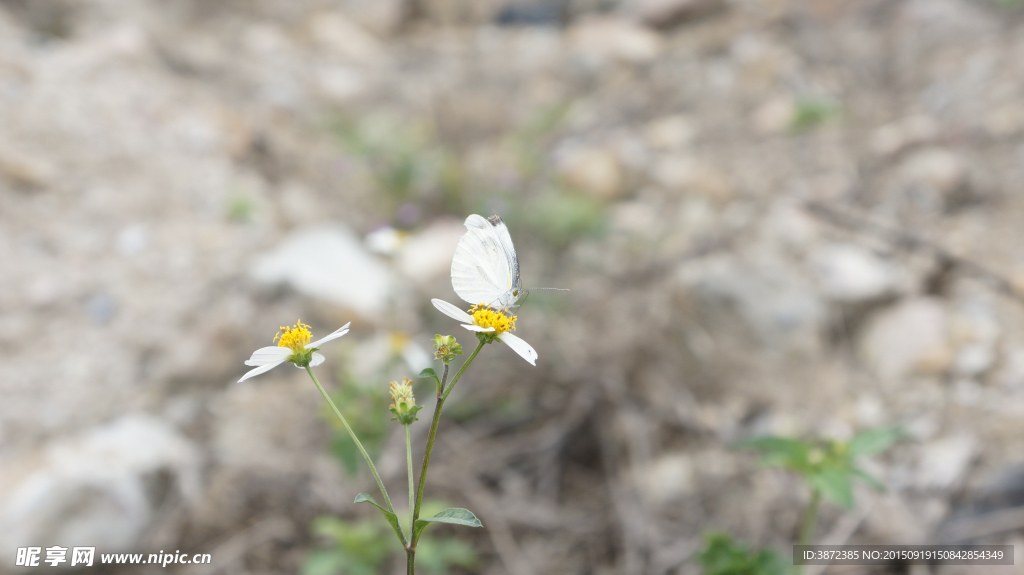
[4,0,1024,573]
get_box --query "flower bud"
[432,334,463,364]
[388,378,422,425]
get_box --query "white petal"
[238,360,286,382]
[244,346,292,366]
[462,324,495,332]
[432,299,474,323]
[308,322,352,348]
[499,332,537,366]
[310,352,326,367]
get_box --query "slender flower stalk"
[406,424,415,533]
[796,488,821,575]
[306,366,405,543]
[799,489,820,547]
[405,340,485,574]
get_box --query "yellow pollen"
[469,304,516,334]
[274,320,312,352]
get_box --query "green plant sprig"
[405,340,486,573]
[738,427,903,574]
[306,366,406,545]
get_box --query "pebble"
[307,12,385,62]
[915,434,977,490]
[869,115,940,157]
[396,218,466,280]
[643,114,697,150]
[0,147,54,190]
[633,451,696,504]
[556,145,626,201]
[495,1,567,26]
[0,415,199,561]
[859,297,951,381]
[652,156,733,203]
[898,147,969,209]
[751,95,795,134]
[567,16,662,66]
[249,224,395,320]
[676,256,826,352]
[313,64,370,103]
[811,243,908,302]
[636,0,729,30]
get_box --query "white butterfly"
[450,213,524,310]
[433,213,565,365]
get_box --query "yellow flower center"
[275,320,312,352]
[470,304,516,334]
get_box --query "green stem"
[405,424,415,534]
[305,366,404,543]
[440,340,484,403]
[409,340,485,556]
[406,424,416,575]
[796,488,821,575]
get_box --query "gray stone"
[751,95,795,134]
[0,146,54,189]
[643,114,697,150]
[567,16,662,66]
[811,243,908,302]
[633,452,696,504]
[396,218,467,281]
[556,145,626,201]
[898,148,970,210]
[339,0,406,36]
[249,224,396,320]
[307,12,386,62]
[915,434,977,490]
[636,0,728,30]
[0,416,200,561]
[949,298,1001,377]
[676,256,826,352]
[870,115,940,157]
[859,298,951,381]
[652,156,733,203]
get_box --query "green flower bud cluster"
[432,334,463,364]
[389,378,422,425]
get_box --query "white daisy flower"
[430,299,537,366]
[239,320,351,382]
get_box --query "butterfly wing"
[488,214,522,308]
[451,214,520,308]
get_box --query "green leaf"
[851,467,886,492]
[415,538,479,575]
[697,532,788,575]
[301,549,352,575]
[790,97,842,131]
[810,467,855,509]
[303,516,392,575]
[738,436,812,471]
[848,427,903,458]
[419,367,440,392]
[354,493,406,545]
[414,507,482,540]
